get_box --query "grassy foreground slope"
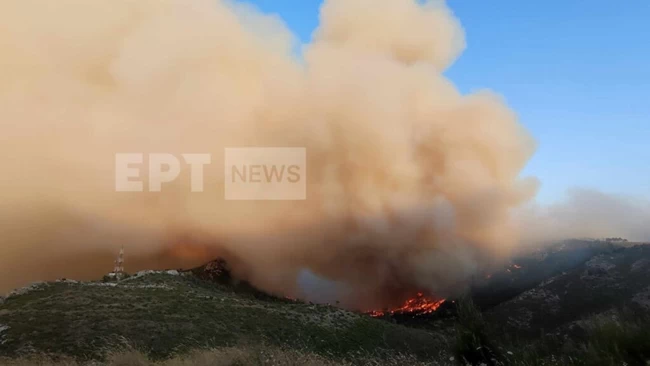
[0,272,446,362]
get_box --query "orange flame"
[367,293,446,317]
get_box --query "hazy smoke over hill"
[0,0,646,308]
[518,189,650,245]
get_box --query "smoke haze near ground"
[0,0,646,308]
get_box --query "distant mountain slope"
[486,244,650,337]
[471,240,620,310]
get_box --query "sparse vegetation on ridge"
[0,272,447,363]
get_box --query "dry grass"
[0,276,440,360]
[0,346,444,366]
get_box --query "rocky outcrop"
[190,258,233,284]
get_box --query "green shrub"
[453,296,501,365]
[580,311,650,366]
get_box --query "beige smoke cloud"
[0,0,598,308]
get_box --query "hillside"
[2,243,650,365]
[487,243,650,337]
[0,270,448,363]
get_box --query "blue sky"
[244,0,649,203]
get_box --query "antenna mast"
[113,246,124,274]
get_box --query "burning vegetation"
[367,293,446,317]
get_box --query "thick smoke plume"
[0,0,643,309]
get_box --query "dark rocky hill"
[487,244,650,337]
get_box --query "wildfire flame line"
[367,293,446,317]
